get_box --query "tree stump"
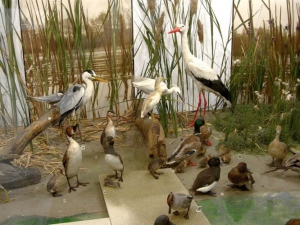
[1,106,61,155]
[135,117,166,159]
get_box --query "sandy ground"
[1,113,300,224]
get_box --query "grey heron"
[56,69,108,139]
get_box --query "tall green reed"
[0,0,29,134]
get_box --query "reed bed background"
[0,0,299,154]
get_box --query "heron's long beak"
[168,27,180,34]
[93,77,109,83]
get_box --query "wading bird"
[27,91,64,105]
[56,70,108,140]
[141,76,166,120]
[169,24,231,126]
[132,77,183,101]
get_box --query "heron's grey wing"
[56,84,84,125]
[29,93,63,104]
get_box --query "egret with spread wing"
[132,77,183,102]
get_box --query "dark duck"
[189,157,221,196]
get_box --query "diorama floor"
[1,114,300,225]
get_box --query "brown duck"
[100,110,116,151]
[227,162,255,191]
[268,125,288,167]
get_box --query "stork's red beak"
[168,27,180,34]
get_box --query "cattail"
[147,0,156,16]
[174,0,179,7]
[190,0,198,16]
[197,19,203,43]
[155,12,165,44]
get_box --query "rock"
[0,163,41,189]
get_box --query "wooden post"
[1,106,61,155]
[135,117,166,159]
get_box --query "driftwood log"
[135,117,166,159]
[1,106,61,155]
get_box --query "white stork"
[169,24,231,125]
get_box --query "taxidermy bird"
[100,110,116,151]
[174,159,188,173]
[154,215,175,225]
[166,149,197,168]
[148,157,166,179]
[169,24,231,125]
[56,70,108,140]
[132,76,183,101]
[199,154,212,168]
[47,168,64,197]
[227,162,255,191]
[63,125,89,192]
[285,219,300,225]
[263,153,300,176]
[104,136,124,182]
[268,125,288,167]
[167,192,193,219]
[221,154,231,165]
[218,144,231,156]
[104,177,120,188]
[194,117,212,146]
[189,157,221,196]
[141,76,166,120]
[27,91,64,105]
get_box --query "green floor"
[0,212,108,225]
[198,191,300,225]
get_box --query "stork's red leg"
[202,91,207,116]
[187,93,201,127]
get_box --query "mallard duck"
[227,162,255,191]
[189,157,221,196]
[166,149,198,167]
[154,215,175,225]
[167,192,193,219]
[63,125,89,193]
[141,77,166,120]
[100,110,116,151]
[268,125,288,167]
[47,168,64,197]
[194,118,212,146]
[148,158,165,179]
[104,136,124,182]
